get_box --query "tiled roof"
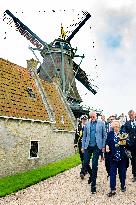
[0,58,49,121]
[41,80,74,131]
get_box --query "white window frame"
[28,140,39,159]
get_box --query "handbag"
[124,149,132,158]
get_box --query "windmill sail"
[73,61,97,95]
[3,10,44,49]
[66,12,91,42]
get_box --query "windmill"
[2,10,98,117]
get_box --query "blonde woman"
[106,120,129,197]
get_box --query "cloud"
[1,0,136,117]
[95,2,136,56]
[81,1,136,116]
[104,34,122,49]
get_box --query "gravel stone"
[0,161,136,205]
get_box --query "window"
[26,87,36,98]
[30,141,39,158]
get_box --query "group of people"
[74,110,136,197]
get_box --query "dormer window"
[27,87,36,98]
[61,115,64,124]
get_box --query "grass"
[0,154,80,198]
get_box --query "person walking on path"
[124,110,136,182]
[74,115,88,179]
[106,120,129,197]
[101,115,111,178]
[100,115,108,162]
[82,111,106,194]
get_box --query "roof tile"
[0,58,49,121]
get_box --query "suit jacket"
[106,131,128,160]
[82,120,107,150]
[124,120,136,148]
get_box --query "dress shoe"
[91,186,96,194]
[80,173,84,180]
[88,176,92,184]
[121,186,126,192]
[84,170,88,175]
[107,191,116,197]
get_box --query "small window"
[26,87,36,98]
[30,141,39,158]
[55,42,60,48]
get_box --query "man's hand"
[74,144,78,153]
[106,145,110,152]
[102,147,105,153]
[81,148,84,153]
[74,144,77,148]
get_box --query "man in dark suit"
[100,115,111,178]
[74,115,88,179]
[124,110,136,182]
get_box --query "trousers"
[82,145,100,187]
[131,149,136,177]
[110,158,127,191]
[78,142,85,175]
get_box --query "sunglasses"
[90,116,95,118]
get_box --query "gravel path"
[0,161,136,205]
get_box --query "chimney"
[26,58,39,73]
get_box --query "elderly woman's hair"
[128,110,134,115]
[111,120,121,128]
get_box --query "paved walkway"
[0,161,136,205]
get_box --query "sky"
[0,0,136,118]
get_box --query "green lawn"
[0,154,80,198]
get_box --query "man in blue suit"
[124,110,136,182]
[82,111,106,194]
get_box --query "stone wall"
[0,118,75,177]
